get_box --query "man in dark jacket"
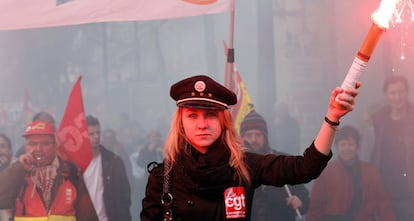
[85,115,131,221]
[370,75,414,220]
[240,110,309,221]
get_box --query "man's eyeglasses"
[25,141,54,148]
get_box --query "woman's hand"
[326,82,361,122]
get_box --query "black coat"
[251,150,310,221]
[370,104,414,217]
[100,146,132,221]
[141,142,330,221]
[252,183,309,221]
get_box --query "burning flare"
[339,0,400,90]
[372,0,401,28]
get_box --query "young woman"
[141,75,359,221]
[307,125,396,221]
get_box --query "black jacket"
[252,182,309,221]
[141,142,330,221]
[100,146,132,221]
[251,150,310,221]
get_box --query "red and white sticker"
[224,186,246,219]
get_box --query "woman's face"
[336,137,358,164]
[181,107,222,153]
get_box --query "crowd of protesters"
[0,74,412,221]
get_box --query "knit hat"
[240,111,268,136]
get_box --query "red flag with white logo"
[57,76,92,173]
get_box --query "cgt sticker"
[224,186,246,219]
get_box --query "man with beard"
[240,110,309,221]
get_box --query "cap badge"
[26,122,46,132]
[194,80,206,92]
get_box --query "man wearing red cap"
[0,120,98,221]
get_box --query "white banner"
[0,0,232,30]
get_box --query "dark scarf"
[177,139,237,199]
[339,158,362,219]
[322,159,362,221]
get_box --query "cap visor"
[178,100,226,110]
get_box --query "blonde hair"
[164,108,251,185]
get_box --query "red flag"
[57,76,92,173]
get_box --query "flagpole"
[284,185,302,219]
[225,0,235,89]
[102,23,109,96]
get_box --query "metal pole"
[225,0,235,89]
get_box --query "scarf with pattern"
[30,157,59,209]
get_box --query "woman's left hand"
[326,82,360,122]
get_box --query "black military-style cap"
[170,75,237,110]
